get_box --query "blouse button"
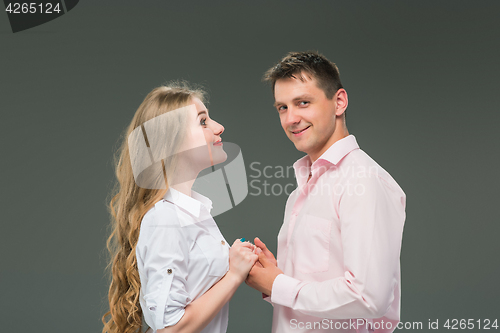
[221,240,226,245]
[167,268,172,274]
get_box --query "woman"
[102,82,258,333]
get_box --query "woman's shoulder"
[141,199,182,227]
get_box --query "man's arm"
[247,174,406,320]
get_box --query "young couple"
[102,51,406,333]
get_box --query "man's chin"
[293,142,309,154]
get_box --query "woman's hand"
[228,239,259,282]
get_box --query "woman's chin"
[212,150,228,166]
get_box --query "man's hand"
[254,237,277,266]
[246,239,283,296]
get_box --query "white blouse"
[136,188,230,333]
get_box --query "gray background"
[1,1,499,332]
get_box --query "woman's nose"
[212,120,224,136]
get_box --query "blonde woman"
[102,83,258,333]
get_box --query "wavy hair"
[102,82,206,333]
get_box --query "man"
[247,51,406,333]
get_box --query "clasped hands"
[230,237,283,296]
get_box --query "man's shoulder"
[341,148,404,194]
[343,148,384,173]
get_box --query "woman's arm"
[158,239,258,333]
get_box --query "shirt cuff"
[262,292,272,305]
[270,274,304,308]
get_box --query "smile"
[291,126,311,136]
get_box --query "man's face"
[274,74,341,161]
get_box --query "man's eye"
[299,101,309,106]
[200,118,207,126]
[277,105,287,112]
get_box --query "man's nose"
[285,107,301,125]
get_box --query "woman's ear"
[334,89,348,116]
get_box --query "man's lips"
[291,125,311,135]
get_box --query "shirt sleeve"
[270,172,406,320]
[139,205,192,331]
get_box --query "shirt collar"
[293,135,360,187]
[317,134,359,165]
[163,187,213,218]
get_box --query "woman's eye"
[200,118,207,126]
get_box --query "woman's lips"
[213,140,223,146]
[292,125,311,137]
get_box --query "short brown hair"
[263,51,343,99]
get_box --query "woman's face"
[180,97,227,170]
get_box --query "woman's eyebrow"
[197,110,207,116]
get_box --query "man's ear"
[334,89,348,116]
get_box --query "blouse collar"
[163,187,213,218]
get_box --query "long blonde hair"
[102,83,205,333]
